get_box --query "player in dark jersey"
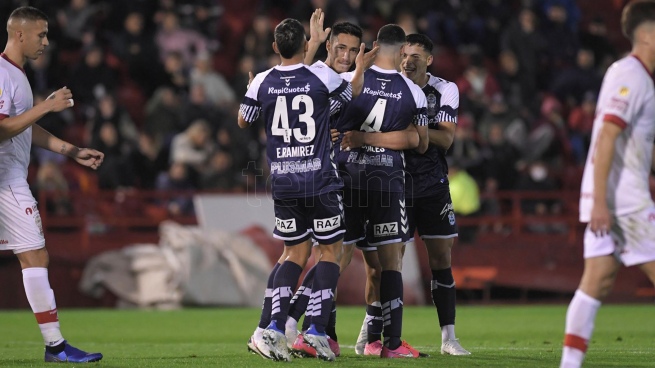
[238,18,356,362]
[342,33,470,356]
[334,24,428,359]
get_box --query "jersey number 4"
[272,95,316,143]
[361,98,387,132]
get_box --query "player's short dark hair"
[622,0,655,41]
[329,22,363,42]
[406,34,433,54]
[9,6,48,23]
[376,24,406,46]
[274,18,306,59]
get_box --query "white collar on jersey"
[370,65,399,74]
[274,63,304,71]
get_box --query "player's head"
[273,18,307,60]
[6,6,49,60]
[326,22,362,73]
[374,24,406,68]
[621,0,655,44]
[402,34,434,84]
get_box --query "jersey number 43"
[272,95,316,143]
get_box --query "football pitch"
[1,305,653,367]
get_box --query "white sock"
[23,267,65,347]
[254,326,265,340]
[560,290,601,368]
[441,324,456,342]
[285,316,298,334]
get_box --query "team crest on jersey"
[448,211,456,226]
[619,86,629,96]
[275,217,297,233]
[427,93,437,116]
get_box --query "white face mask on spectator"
[530,165,548,181]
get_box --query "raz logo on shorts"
[275,217,297,233]
[314,215,340,232]
[374,222,398,237]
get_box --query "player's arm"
[428,121,456,150]
[32,124,104,170]
[341,124,419,150]
[238,74,263,129]
[304,9,331,65]
[590,121,622,236]
[0,87,72,141]
[415,124,429,154]
[349,43,378,98]
[413,88,429,154]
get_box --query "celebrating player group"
[238,8,469,361]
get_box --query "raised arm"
[304,9,331,65]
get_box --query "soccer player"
[283,12,379,357]
[560,1,655,367]
[239,17,357,362]
[0,6,104,363]
[335,24,428,358]
[342,33,470,356]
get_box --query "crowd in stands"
[0,0,627,219]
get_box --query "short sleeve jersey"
[239,62,352,199]
[579,55,655,221]
[0,54,33,187]
[404,73,459,198]
[335,65,428,193]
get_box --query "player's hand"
[309,8,331,44]
[357,43,379,70]
[590,201,612,237]
[341,130,364,150]
[330,128,339,143]
[72,148,104,170]
[46,87,74,112]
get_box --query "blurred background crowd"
[0,0,628,221]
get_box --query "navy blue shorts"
[406,192,458,241]
[273,191,345,246]
[343,188,409,251]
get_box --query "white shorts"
[0,183,46,254]
[583,206,655,267]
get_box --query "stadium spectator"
[170,119,216,177]
[190,52,236,109]
[69,45,117,106]
[155,162,195,215]
[456,51,501,118]
[550,48,602,106]
[144,86,183,144]
[448,158,480,243]
[33,161,73,216]
[155,10,207,69]
[567,92,596,164]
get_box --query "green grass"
[1,305,653,367]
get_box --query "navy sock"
[325,303,337,341]
[308,261,340,334]
[366,303,383,343]
[288,265,316,324]
[432,268,456,327]
[258,262,280,329]
[381,270,403,350]
[270,261,303,331]
[45,341,65,354]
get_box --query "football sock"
[431,268,457,341]
[325,304,337,341]
[307,261,340,334]
[380,270,403,350]
[561,290,601,368]
[45,341,65,354]
[366,302,383,343]
[23,267,65,347]
[270,261,303,332]
[287,265,316,327]
[258,262,280,329]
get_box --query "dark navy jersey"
[405,73,459,198]
[334,65,428,193]
[240,62,352,199]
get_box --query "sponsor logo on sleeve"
[313,215,341,232]
[373,222,398,237]
[275,217,297,233]
[619,86,629,96]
